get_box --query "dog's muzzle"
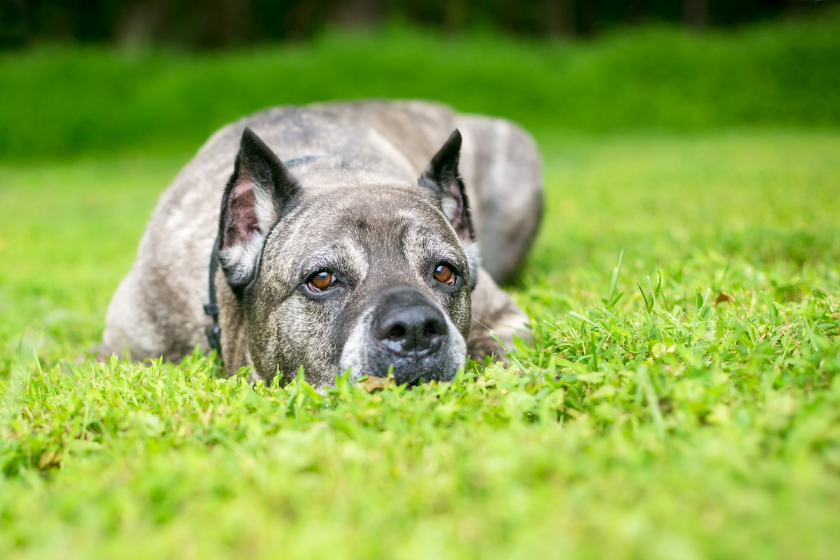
[368,287,454,385]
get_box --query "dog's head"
[216,128,479,387]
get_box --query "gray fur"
[100,100,543,388]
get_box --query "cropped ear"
[419,129,480,289]
[419,129,475,242]
[218,127,301,292]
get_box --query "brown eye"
[434,264,456,286]
[308,271,335,291]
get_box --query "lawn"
[2,17,840,560]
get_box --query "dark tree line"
[0,0,831,49]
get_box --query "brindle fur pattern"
[101,101,543,388]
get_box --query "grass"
[1,129,839,558]
[2,13,840,559]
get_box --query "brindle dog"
[100,101,543,388]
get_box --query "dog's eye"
[433,264,457,286]
[308,271,337,291]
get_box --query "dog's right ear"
[420,129,481,290]
[218,127,301,292]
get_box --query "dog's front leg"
[467,268,530,364]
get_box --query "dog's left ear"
[419,129,480,288]
[419,129,475,242]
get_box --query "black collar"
[203,234,223,356]
[203,155,321,358]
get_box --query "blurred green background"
[1,1,840,160]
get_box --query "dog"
[99,100,542,387]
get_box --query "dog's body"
[100,100,542,387]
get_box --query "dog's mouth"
[361,352,458,386]
[339,286,466,387]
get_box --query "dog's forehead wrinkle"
[297,237,370,280]
[404,226,466,267]
[282,186,449,244]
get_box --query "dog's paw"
[467,336,508,365]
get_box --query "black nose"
[375,304,448,357]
